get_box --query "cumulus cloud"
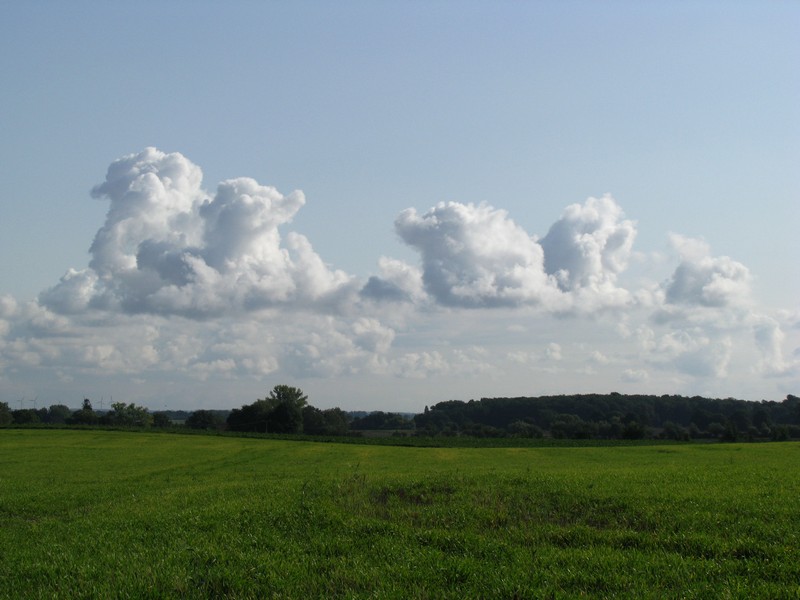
[642,328,733,379]
[394,201,561,308]
[545,342,562,361]
[540,195,636,293]
[391,196,637,312]
[751,314,799,377]
[637,235,794,381]
[663,234,751,308]
[38,268,100,314]
[506,342,565,365]
[351,317,396,354]
[360,257,425,303]
[621,368,649,383]
[392,351,450,379]
[40,148,356,318]
[0,295,18,318]
[3,147,795,407]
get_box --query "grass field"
[1,430,798,598]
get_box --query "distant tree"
[551,414,596,439]
[69,399,98,425]
[322,408,350,435]
[0,402,12,426]
[227,385,310,434]
[152,412,173,428]
[622,419,647,440]
[227,400,273,433]
[350,411,414,431]
[785,395,800,425]
[267,385,308,409]
[302,406,350,436]
[707,422,726,438]
[598,417,624,439]
[269,400,304,434]
[264,385,308,434]
[729,409,751,431]
[508,420,543,438]
[185,410,223,430]
[46,404,72,424]
[12,409,41,424]
[302,406,328,435]
[661,421,690,441]
[772,425,790,441]
[752,407,771,429]
[102,402,152,427]
[721,421,739,443]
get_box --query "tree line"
[0,385,386,435]
[413,393,800,441]
[2,388,799,442]
[0,398,170,428]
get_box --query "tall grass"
[1,430,798,598]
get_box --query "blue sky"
[1,1,798,411]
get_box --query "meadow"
[1,430,798,598]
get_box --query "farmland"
[1,430,798,598]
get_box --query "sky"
[0,1,798,412]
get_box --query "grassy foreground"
[1,430,798,598]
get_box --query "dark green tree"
[69,401,99,425]
[350,411,414,431]
[186,410,224,430]
[227,385,310,434]
[152,412,173,428]
[227,400,273,432]
[12,408,41,424]
[302,406,327,435]
[267,385,308,409]
[269,400,304,434]
[102,402,152,427]
[322,408,350,435]
[0,402,12,426]
[263,385,308,434]
[46,404,72,424]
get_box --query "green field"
[1,430,798,598]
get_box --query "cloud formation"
[540,195,636,294]
[384,195,638,313]
[40,148,355,318]
[393,201,560,308]
[1,148,795,408]
[663,234,751,308]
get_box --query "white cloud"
[393,196,637,313]
[540,195,636,294]
[392,351,450,379]
[507,350,533,364]
[545,342,562,361]
[644,329,733,379]
[38,268,99,314]
[361,257,426,303]
[621,368,649,383]
[751,314,799,377]
[2,148,796,409]
[663,233,751,308]
[0,295,18,318]
[351,317,396,354]
[394,201,562,308]
[40,148,356,319]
